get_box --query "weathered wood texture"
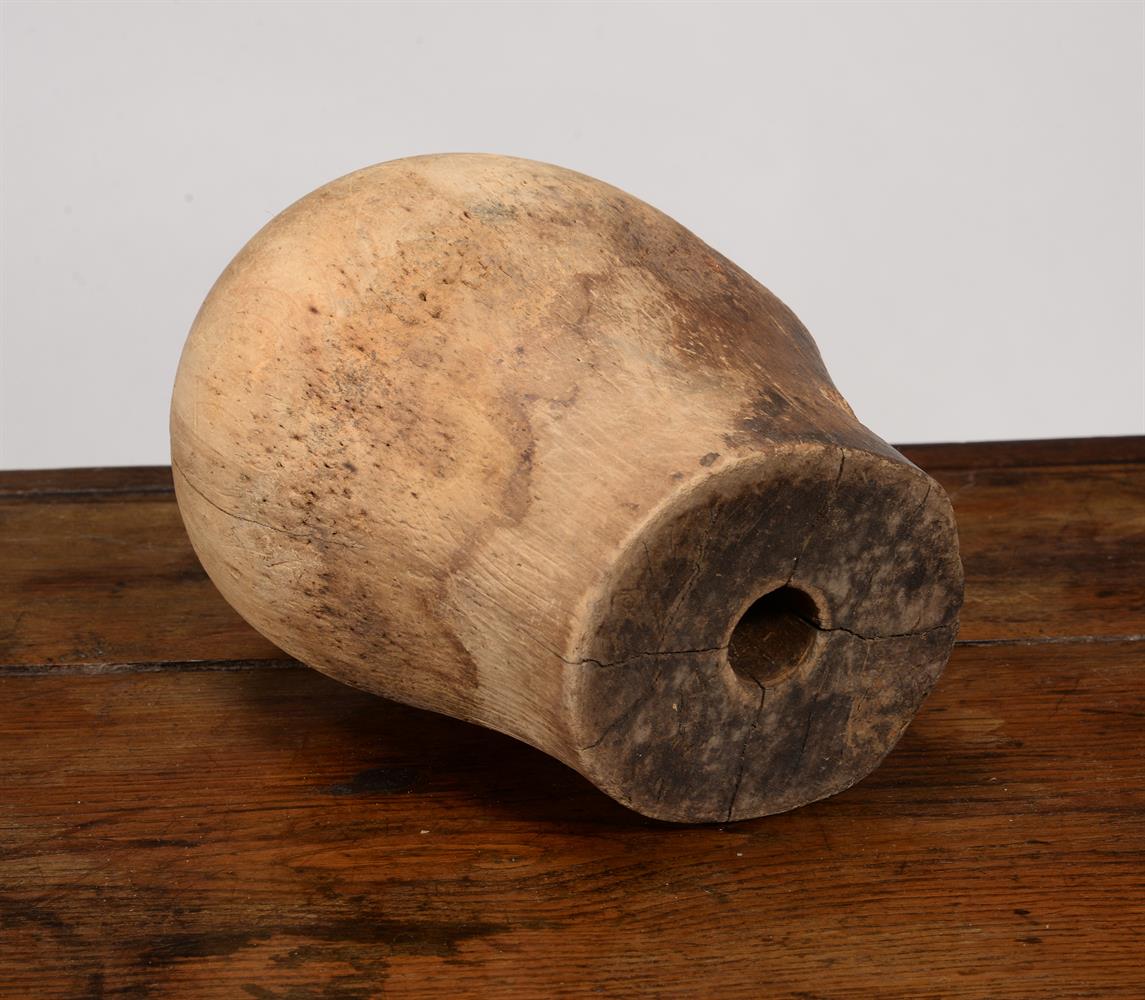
[167,154,964,823]
[1,437,1143,997]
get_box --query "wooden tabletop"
[2,437,1142,998]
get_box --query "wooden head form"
[171,154,963,822]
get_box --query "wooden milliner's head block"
[171,154,963,822]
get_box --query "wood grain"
[0,466,174,500]
[0,642,1140,998]
[899,434,1145,470]
[927,461,1145,641]
[0,491,282,667]
[1,437,1142,997]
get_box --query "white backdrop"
[2,1,1142,469]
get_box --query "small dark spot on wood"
[1020,936,1043,945]
[125,837,199,849]
[308,305,319,314]
[0,895,67,931]
[699,452,720,467]
[142,930,256,963]
[323,765,424,796]
[144,917,507,969]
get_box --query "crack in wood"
[725,678,766,822]
[172,461,315,541]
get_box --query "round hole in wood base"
[570,446,961,823]
[727,586,821,689]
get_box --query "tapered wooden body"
[171,154,963,822]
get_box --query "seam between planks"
[0,658,300,676]
[0,485,176,501]
[1,635,1142,677]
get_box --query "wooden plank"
[3,442,1143,668]
[0,466,173,500]
[0,498,284,666]
[929,461,1145,642]
[0,640,1140,998]
[897,435,1145,471]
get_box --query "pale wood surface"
[168,155,964,822]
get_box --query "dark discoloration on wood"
[573,445,961,821]
[729,625,956,818]
[139,916,509,965]
[322,765,426,797]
